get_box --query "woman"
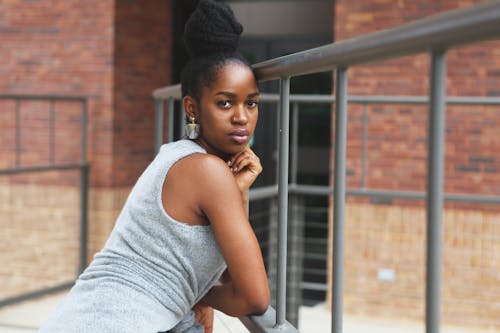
[38,1,269,332]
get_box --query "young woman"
[38,1,269,332]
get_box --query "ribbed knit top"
[39,139,227,332]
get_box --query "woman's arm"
[191,153,270,317]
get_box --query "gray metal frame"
[152,2,500,332]
[0,94,88,307]
[276,77,291,327]
[331,68,348,333]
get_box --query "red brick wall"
[0,0,173,293]
[0,0,173,187]
[334,0,500,204]
[0,0,115,186]
[113,0,172,186]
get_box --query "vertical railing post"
[288,102,301,326]
[155,99,164,153]
[426,49,447,333]
[276,77,291,327]
[291,102,299,185]
[79,99,89,274]
[167,97,175,143]
[15,98,20,168]
[332,67,348,333]
[361,103,368,190]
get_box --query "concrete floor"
[0,292,496,333]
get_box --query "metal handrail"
[252,1,500,81]
[153,1,500,100]
[0,94,89,307]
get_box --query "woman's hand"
[193,303,214,333]
[227,147,262,194]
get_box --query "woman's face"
[188,62,259,159]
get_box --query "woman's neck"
[193,138,231,162]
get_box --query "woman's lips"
[229,129,249,144]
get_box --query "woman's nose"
[232,105,248,124]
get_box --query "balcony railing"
[0,94,89,307]
[152,2,500,332]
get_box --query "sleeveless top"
[39,139,227,333]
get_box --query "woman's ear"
[183,95,198,119]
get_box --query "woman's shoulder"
[175,152,231,180]
[166,150,237,206]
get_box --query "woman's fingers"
[228,148,261,173]
[227,148,262,193]
[193,304,214,333]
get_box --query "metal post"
[79,164,89,274]
[155,99,164,153]
[79,99,89,274]
[361,103,368,189]
[291,102,299,185]
[276,77,291,327]
[167,97,175,143]
[81,99,88,165]
[15,98,20,168]
[332,68,348,333]
[426,49,447,333]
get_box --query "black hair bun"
[184,0,243,58]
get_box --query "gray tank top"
[39,139,227,332]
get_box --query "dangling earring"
[185,116,200,139]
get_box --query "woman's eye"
[247,100,259,108]
[217,100,232,108]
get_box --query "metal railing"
[153,2,500,332]
[0,94,89,307]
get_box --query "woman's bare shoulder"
[168,153,236,188]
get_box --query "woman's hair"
[181,0,255,100]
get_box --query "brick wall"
[0,182,80,300]
[328,0,500,330]
[340,203,500,329]
[0,0,172,186]
[333,0,500,200]
[0,0,115,185]
[0,0,173,297]
[113,0,172,186]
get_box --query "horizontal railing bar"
[247,184,500,204]
[288,184,500,204]
[304,253,328,260]
[0,164,88,175]
[348,95,500,105]
[253,2,500,81]
[304,238,328,244]
[260,94,500,105]
[301,282,328,292]
[0,94,86,101]
[0,282,74,308]
[153,84,182,100]
[248,185,279,200]
[153,89,500,106]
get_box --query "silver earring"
[185,116,200,139]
